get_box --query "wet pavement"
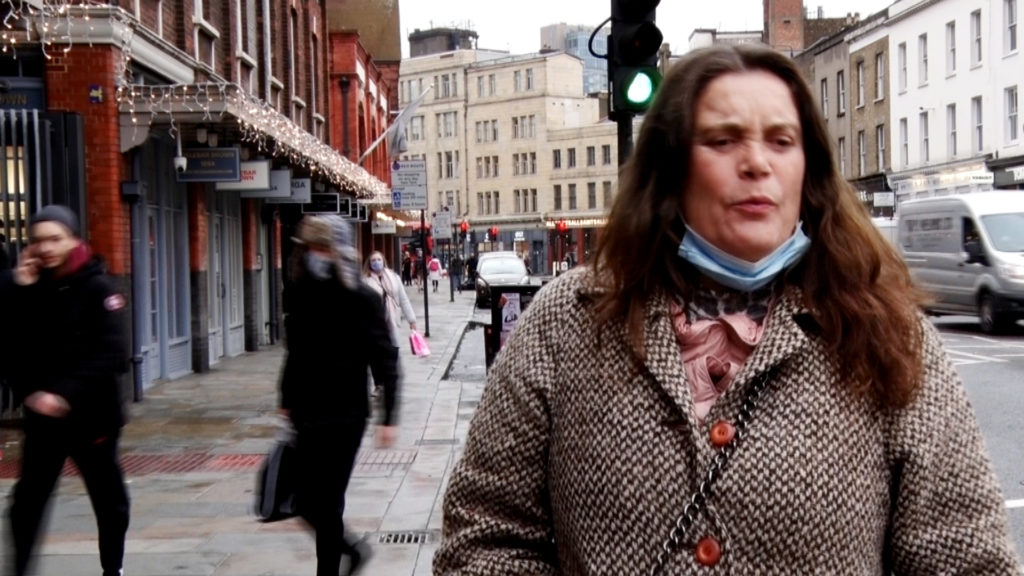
[0,283,487,576]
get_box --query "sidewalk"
[0,283,486,576]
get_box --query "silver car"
[474,252,530,308]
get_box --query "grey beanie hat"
[322,214,361,290]
[32,205,81,237]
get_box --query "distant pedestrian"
[2,205,130,576]
[427,253,442,293]
[363,250,417,344]
[280,216,398,576]
[401,253,412,286]
[450,254,464,293]
[466,253,478,284]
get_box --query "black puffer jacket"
[3,256,129,437]
[279,269,399,427]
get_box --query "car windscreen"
[478,258,527,275]
[981,213,1024,252]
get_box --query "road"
[931,316,1024,558]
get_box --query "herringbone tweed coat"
[434,269,1021,575]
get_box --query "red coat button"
[695,537,721,566]
[710,421,736,447]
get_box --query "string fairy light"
[4,2,388,199]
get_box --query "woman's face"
[682,70,805,262]
[369,253,385,271]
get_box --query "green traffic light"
[626,72,655,105]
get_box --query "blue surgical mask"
[677,222,811,292]
[305,252,334,280]
[370,260,384,273]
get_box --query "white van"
[898,192,1024,333]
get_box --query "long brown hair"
[593,45,925,408]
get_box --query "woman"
[427,253,442,292]
[279,216,398,576]
[434,45,1020,574]
[363,250,418,344]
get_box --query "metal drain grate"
[376,530,439,545]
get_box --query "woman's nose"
[740,142,771,177]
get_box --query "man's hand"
[24,392,70,418]
[376,425,397,448]
[14,246,40,286]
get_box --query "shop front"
[887,161,995,205]
[989,155,1024,191]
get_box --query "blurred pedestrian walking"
[279,216,399,576]
[2,205,130,576]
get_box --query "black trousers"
[7,416,130,576]
[294,419,367,576]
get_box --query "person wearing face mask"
[362,250,417,345]
[279,216,399,576]
[434,45,1020,575]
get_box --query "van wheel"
[978,294,1007,334]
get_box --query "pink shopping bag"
[409,331,431,357]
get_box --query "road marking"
[1007,499,1024,509]
[946,350,1008,365]
[994,354,1024,358]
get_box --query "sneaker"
[342,540,372,575]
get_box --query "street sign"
[301,193,341,214]
[433,210,452,240]
[391,159,427,210]
[873,192,895,208]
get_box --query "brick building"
[0,0,394,397]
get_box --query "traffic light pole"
[616,111,634,166]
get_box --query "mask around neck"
[677,222,811,292]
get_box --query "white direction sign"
[391,159,427,210]
[433,210,452,240]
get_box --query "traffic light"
[489,226,499,239]
[609,0,662,115]
[556,219,568,234]
[460,220,469,241]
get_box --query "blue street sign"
[392,191,403,209]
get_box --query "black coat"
[2,256,129,436]
[279,268,399,427]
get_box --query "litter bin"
[484,284,541,370]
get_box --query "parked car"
[898,192,1024,333]
[474,251,530,308]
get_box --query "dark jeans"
[8,416,130,576]
[294,419,367,576]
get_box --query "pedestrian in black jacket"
[279,215,399,576]
[2,205,130,576]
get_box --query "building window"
[875,53,885,100]
[491,120,499,142]
[410,116,424,141]
[494,191,500,214]
[838,136,846,176]
[485,192,492,215]
[477,76,484,98]
[947,104,958,157]
[568,184,577,210]
[514,70,522,92]
[972,10,983,65]
[436,112,458,138]
[553,149,562,169]
[898,42,907,92]
[476,157,483,179]
[900,117,909,167]
[857,61,865,106]
[876,124,886,171]
[444,151,459,179]
[531,189,538,212]
[972,95,984,151]
[488,74,496,95]
[946,21,957,76]
[512,153,520,176]
[514,190,522,213]
[837,71,846,114]
[477,192,484,215]
[603,181,613,207]
[858,130,866,176]
[918,34,928,85]
[919,111,930,162]
[587,182,597,209]
[587,146,596,166]
[492,156,499,177]
[441,74,451,97]
[1006,0,1019,53]
[821,78,829,116]
[568,148,577,168]
[1006,85,1019,142]
[530,152,537,174]
[554,184,562,210]
[602,144,612,165]
[512,117,520,139]
[526,68,534,90]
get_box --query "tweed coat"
[434,269,1021,575]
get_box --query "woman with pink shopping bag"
[409,330,431,357]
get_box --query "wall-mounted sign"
[240,169,292,198]
[433,210,452,240]
[301,193,341,214]
[372,219,397,234]
[265,177,312,204]
[216,160,272,191]
[0,77,45,110]
[178,148,241,182]
[391,160,428,210]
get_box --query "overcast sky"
[398,0,895,58]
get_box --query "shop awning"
[117,83,388,199]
